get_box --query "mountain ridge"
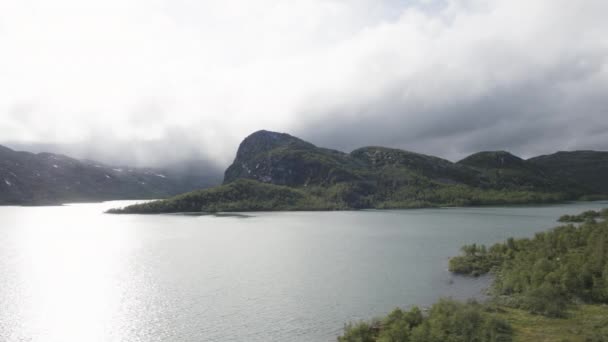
[109,130,608,213]
[0,144,221,205]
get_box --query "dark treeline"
[108,179,569,214]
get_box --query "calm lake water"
[0,201,606,342]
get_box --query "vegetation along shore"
[338,208,608,342]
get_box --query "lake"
[0,201,606,341]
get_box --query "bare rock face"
[223,130,361,186]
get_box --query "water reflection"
[0,200,605,341]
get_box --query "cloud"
[293,0,608,160]
[0,0,606,167]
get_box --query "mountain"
[224,130,363,186]
[110,130,608,213]
[456,151,583,193]
[0,145,221,205]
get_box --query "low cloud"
[293,0,608,160]
[1,0,606,167]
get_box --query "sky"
[0,0,607,168]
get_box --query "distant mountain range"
[110,130,608,213]
[0,144,222,205]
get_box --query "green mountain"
[457,151,584,194]
[110,130,608,213]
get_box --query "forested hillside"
[109,130,607,213]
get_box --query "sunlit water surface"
[0,200,606,341]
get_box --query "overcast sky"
[1,0,607,168]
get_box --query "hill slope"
[0,145,220,205]
[110,130,607,213]
[457,151,583,195]
[528,151,608,195]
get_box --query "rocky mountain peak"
[458,151,525,169]
[234,130,314,162]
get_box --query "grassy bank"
[498,305,608,342]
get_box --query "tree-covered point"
[449,209,608,317]
[106,179,345,213]
[338,299,512,342]
[558,208,608,223]
[448,243,505,276]
[108,177,570,214]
